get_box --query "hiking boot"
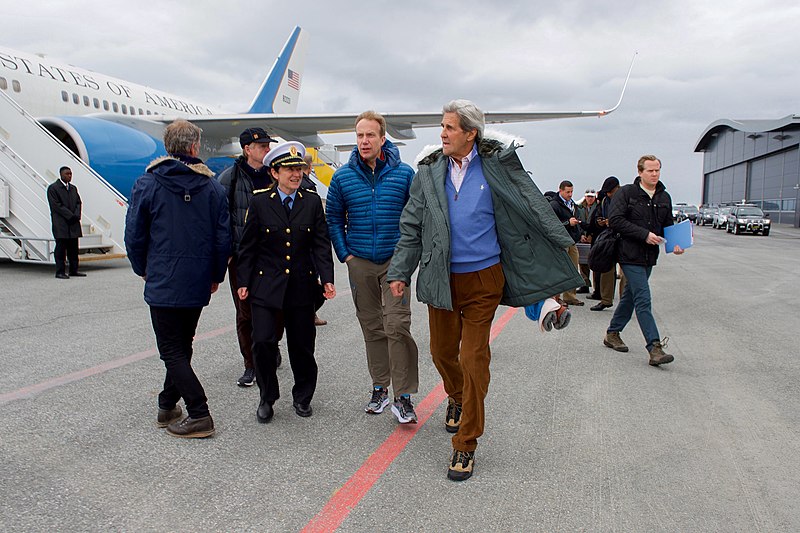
[563,298,585,306]
[648,338,674,366]
[156,405,182,428]
[237,367,256,387]
[391,395,417,424]
[604,331,629,352]
[448,449,475,481]
[166,415,215,438]
[445,398,462,433]
[365,387,389,414]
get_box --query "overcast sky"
[1,0,797,203]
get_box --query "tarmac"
[1,223,799,532]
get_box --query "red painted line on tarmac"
[301,306,520,533]
[0,325,234,405]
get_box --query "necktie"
[283,196,292,217]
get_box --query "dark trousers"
[150,306,209,419]
[54,238,79,275]
[251,302,317,407]
[228,261,284,370]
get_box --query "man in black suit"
[236,141,336,423]
[47,166,85,279]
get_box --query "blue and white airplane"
[0,26,633,200]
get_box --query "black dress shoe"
[590,303,613,311]
[586,293,601,300]
[256,402,274,423]
[55,273,70,279]
[69,272,87,277]
[576,286,589,294]
[293,402,312,417]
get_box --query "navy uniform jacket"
[237,185,333,308]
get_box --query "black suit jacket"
[237,186,333,309]
[47,180,83,239]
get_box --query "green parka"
[387,132,583,311]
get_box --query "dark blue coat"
[325,139,414,264]
[125,156,231,307]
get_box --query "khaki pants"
[347,257,419,397]
[559,245,580,302]
[428,263,504,453]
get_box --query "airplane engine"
[39,116,167,199]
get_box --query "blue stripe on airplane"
[246,26,301,114]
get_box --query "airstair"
[0,89,127,264]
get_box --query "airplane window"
[121,104,127,114]
[146,110,152,115]
[93,98,100,109]
[103,100,109,111]
[72,93,79,104]
[112,102,118,112]
[83,96,90,106]
[138,108,143,115]
[12,80,21,92]
[61,90,68,101]
[1,78,8,90]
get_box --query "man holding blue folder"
[602,155,684,366]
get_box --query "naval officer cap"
[263,141,306,168]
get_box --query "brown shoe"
[156,405,182,428]
[603,331,629,352]
[447,449,475,481]
[166,415,215,438]
[648,339,674,366]
[445,397,462,433]
[563,298,585,306]
[314,314,327,326]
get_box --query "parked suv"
[712,206,731,230]
[672,202,687,220]
[696,206,714,226]
[726,205,771,236]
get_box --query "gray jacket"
[388,132,583,310]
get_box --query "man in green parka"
[388,99,583,481]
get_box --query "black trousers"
[149,306,209,419]
[251,302,317,407]
[54,238,79,275]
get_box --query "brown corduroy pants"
[428,262,504,452]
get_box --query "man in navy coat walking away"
[125,119,231,438]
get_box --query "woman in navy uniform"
[236,141,336,422]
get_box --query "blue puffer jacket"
[326,139,414,263]
[125,156,231,307]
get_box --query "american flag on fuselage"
[287,69,301,90]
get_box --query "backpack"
[588,228,620,273]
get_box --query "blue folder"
[664,219,693,253]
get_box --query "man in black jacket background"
[549,180,585,306]
[603,155,684,366]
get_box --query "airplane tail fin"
[246,26,309,114]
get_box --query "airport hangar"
[694,115,800,227]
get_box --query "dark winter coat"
[549,194,582,243]
[125,156,231,307]
[236,185,333,309]
[218,156,273,259]
[47,180,83,239]
[608,177,674,267]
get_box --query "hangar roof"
[694,114,800,152]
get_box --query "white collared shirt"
[448,145,478,193]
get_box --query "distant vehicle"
[696,206,715,226]
[677,205,699,223]
[712,207,731,230]
[672,203,687,220]
[726,205,771,236]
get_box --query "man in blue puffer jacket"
[326,111,419,424]
[125,119,231,439]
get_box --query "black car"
[676,205,699,223]
[696,206,714,226]
[726,205,771,236]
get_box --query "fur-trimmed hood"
[146,155,215,178]
[414,128,526,168]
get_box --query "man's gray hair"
[163,119,202,155]
[442,99,485,141]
